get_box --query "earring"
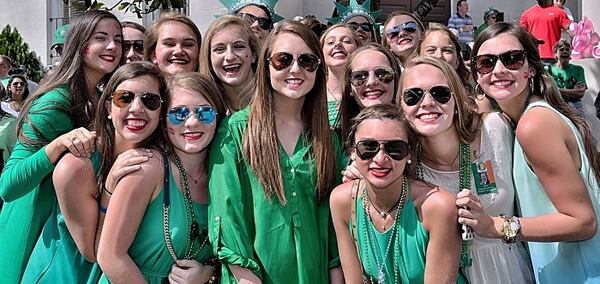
[529,77,535,94]
[107,114,111,120]
[474,83,484,95]
[407,159,412,164]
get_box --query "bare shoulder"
[330,181,358,222]
[516,105,569,142]
[54,153,94,179]
[116,152,164,196]
[409,179,457,220]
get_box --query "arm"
[96,156,162,283]
[519,13,529,31]
[53,153,100,262]
[559,82,587,100]
[447,16,457,30]
[229,265,263,284]
[168,259,214,284]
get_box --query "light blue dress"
[513,100,600,284]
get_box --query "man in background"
[520,0,571,64]
[448,0,474,44]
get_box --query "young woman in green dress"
[0,10,122,283]
[208,21,343,283]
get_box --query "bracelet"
[500,214,521,246]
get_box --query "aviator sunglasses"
[167,105,217,125]
[350,68,395,87]
[402,85,452,106]
[111,90,162,111]
[386,21,418,40]
[473,50,527,75]
[238,13,273,30]
[347,22,373,32]
[124,40,144,54]
[355,139,409,161]
[268,52,321,72]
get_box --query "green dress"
[21,152,102,283]
[0,85,73,284]
[208,107,341,284]
[99,157,213,284]
[327,100,340,127]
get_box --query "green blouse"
[208,107,341,284]
[0,85,73,284]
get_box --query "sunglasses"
[350,68,395,87]
[11,82,26,87]
[124,40,144,54]
[167,106,217,125]
[347,22,373,32]
[355,139,409,161]
[473,50,527,75]
[386,21,418,40]
[239,13,272,30]
[403,85,452,106]
[111,90,162,111]
[268,52,321,72]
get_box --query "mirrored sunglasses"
[386,21,418,40]
[350,68,395,87]
[111,90,162,111]
[355,139,409,161]
[167,105,217,125]
[402,85,452,106]
[268,52,321,72]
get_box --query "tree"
[0,25,43,82]
[67,0,186,18]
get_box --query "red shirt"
[520,5,570,59]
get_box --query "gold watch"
[500,214,521,244]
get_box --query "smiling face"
[166,86,217,154]
[322,26,358,69]
[123,26,145,63]
[268,32,317,103]
[9,77,26,102]
[400,64,455,138]
[476,33,532,103]
[420,31,459,69]
[210,25,255,88]
[352,118,409,189]
[152,21,200,75]
[346,15,372,42]
[108,75,162,150]
[83,18,123,81]
[350,49,395,108]
[385,14,420,60]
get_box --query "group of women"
[0,2,598,284]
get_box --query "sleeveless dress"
[513,100,600,284]
[99,156,213,284]
[419,112,534,283]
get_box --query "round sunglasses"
[268,52,321,72]
[386,21,418,40]
[402,85,452,106]
[355,139,409,161]
[350,68,395,87]
[238,13,272,30]
[347,22,373,32]
[167,105,217,125]
[473,50,527,75]
[111,90,162,111]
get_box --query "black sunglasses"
[355,139,409,161]
[403,85,452,106]
[268,52,321,72]
[347,22,373,32]
[124,40,144,54]
[473,50,527,75]
[111,90,162,111]
[11,81,26,87]
[386,21,418,40]
[239,13,272,30]
[350,68,395,87]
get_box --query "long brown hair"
[471,22,600,183]
[95,61,168,192]
[243,20,336,204]
[17,10,122,147]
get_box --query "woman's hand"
[105,148,153,193]
[456,189,500,239]
[341,161,362,183]
[168,259,214,284]
[46,127,96,163]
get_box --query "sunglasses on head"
[403,85,452,106]
[386,21,418,40]
[347,22,373,32]
[473,50,527,75]
[350,68,395,87]
[124,40,144,54]
[167,105,217,125]
[355,139,409,161]
[111,90,162,111]
[239,13,272,30]
[268,52,321,72]
[11,81,26,87]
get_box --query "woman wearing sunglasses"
[398,56,534,283]
[200,16,259,113]
[0,10,122,283]
[331,104,463,283]
[320,24,362,126]
[98,72,226,283]
[209,21,342,283]
[460,23,600,283]
[381,11,424,68]
[22,61,165,283]
[1,74,30,117]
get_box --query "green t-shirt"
[548,63,586,101]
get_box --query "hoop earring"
[474,83,484,95]
[529,77,535,94]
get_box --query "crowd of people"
[0,0,599,283]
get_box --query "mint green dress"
[208,107,342,284]
[328,100,340,127]
[0,85,73,284]
[21,152,102,283]
[513,101,600,284]
[99,159,213,283]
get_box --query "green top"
[208,107,341,284]
[0,114,17,168]
[0,85,72,284]
[327,99,340,128]
[474,23,488,40]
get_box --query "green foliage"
[0,25,43,82]
[65,0,186,18]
